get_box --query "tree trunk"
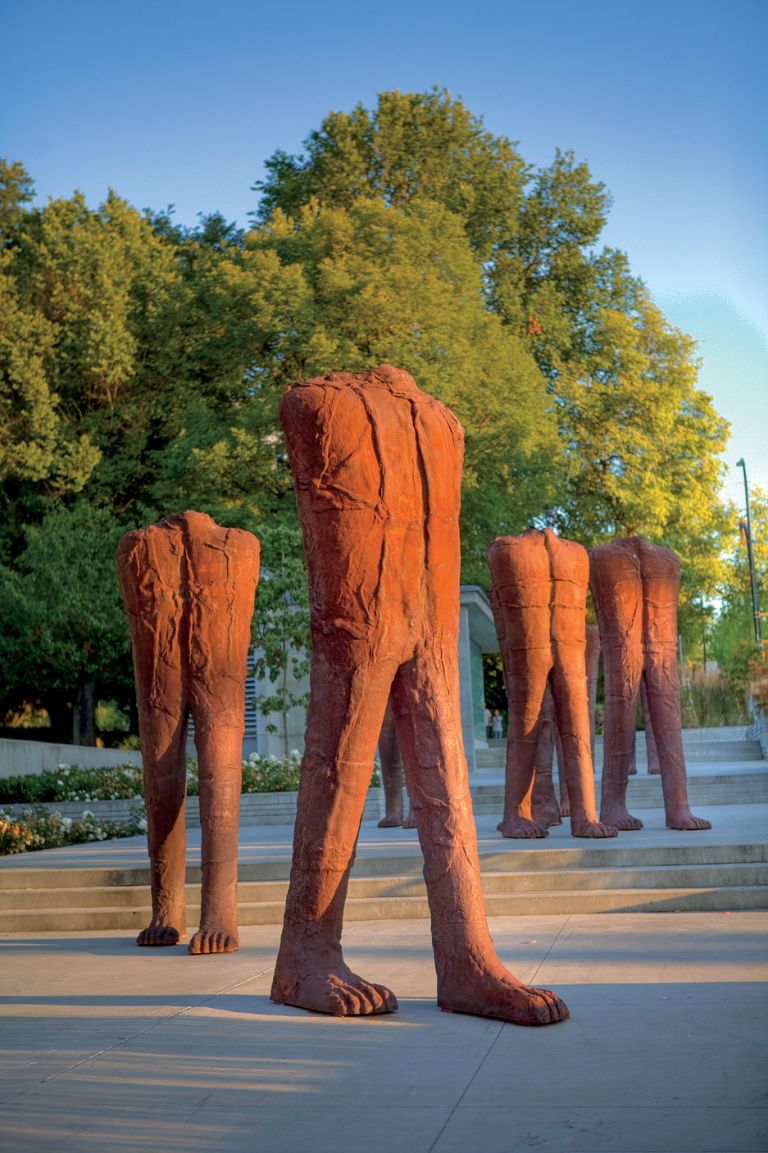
[74,680,97,746]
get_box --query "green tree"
[254,93,731,603]
[0,184,300,733]
[711,486,768,688]
[255,88,528,261]
[0,253,100,549]
[245,195,563,581]
[251,519,311,757]
[0,502,131,742]
[0,158,35,247]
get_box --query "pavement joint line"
[527,912,573,985]
[427,1016,506,1153]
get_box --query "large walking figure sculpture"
[589,536,711,831]
[118,511,260,953]
[488,529,616,840]
[270,366,568,1026]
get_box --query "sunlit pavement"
[2,906,767,1148]
[1,776,767,1152]
[1,798,766,873]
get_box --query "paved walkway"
[1,911,766,1152]
[1,771,767,1151]
[1,799,766,874]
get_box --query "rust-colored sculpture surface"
[118,511,260,953]
[589,536,711,831]
[377,697,417,828]
[271,366,567,1026]
[489,530,616,840]
[640,681,661,774]
[529,685,563,828]
[377,698,406,827]
[556,623,601,818]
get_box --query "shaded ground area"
[1,911,766,1152]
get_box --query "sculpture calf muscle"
[270,366,568,1026]
[118,511,260,952]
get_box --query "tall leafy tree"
[245,195,563,581]
[0,158,35,246]
[255,92,731,622]
[0,502,131,741]
[711,487,767,689]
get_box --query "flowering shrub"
[0,803,147,856]
[240,750,303,793]
[0,763,145,805]
[0,751,380,810]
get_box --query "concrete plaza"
[1,749,767,1152]
[1,906,767,1151]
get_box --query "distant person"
[491,709,504,740]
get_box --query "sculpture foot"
[559,799,571,817]
[570,818,618,838]
[438,959,568,1027]
[402,814,418,829]
[666,809,712,831]
[188,926,239,954]
[599,806,643,831]
[377,815,403,828]
[137,918,185,947]
[271,962,398,1017]
[497,816,549,839]
[533,805,562,828]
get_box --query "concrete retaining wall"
[4,788,384,828]
[0,739,142,777]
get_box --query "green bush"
[0,751,379,806]
[0,763,145,804]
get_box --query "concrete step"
[3,838,766,893]
[3,839,766,929]
[476,736,763,770]
[468,772,768,810]
[4,861,765,913]
[5,881,767,932]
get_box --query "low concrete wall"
[5,788,384,828]
[0,739,142,778]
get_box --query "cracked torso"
[280,367,464,654]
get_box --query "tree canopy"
[0,91,736,737]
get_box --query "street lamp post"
[736,458,762,644]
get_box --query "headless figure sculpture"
[118,511,260,953]
[528,685,563,828]
[488,530,616,840]
[377,697,416,828]
[547,623,601,821]
[589,536,711,831]
[377,699,406,827]
[271,366,567,1025]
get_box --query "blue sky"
[2,0,766,511]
